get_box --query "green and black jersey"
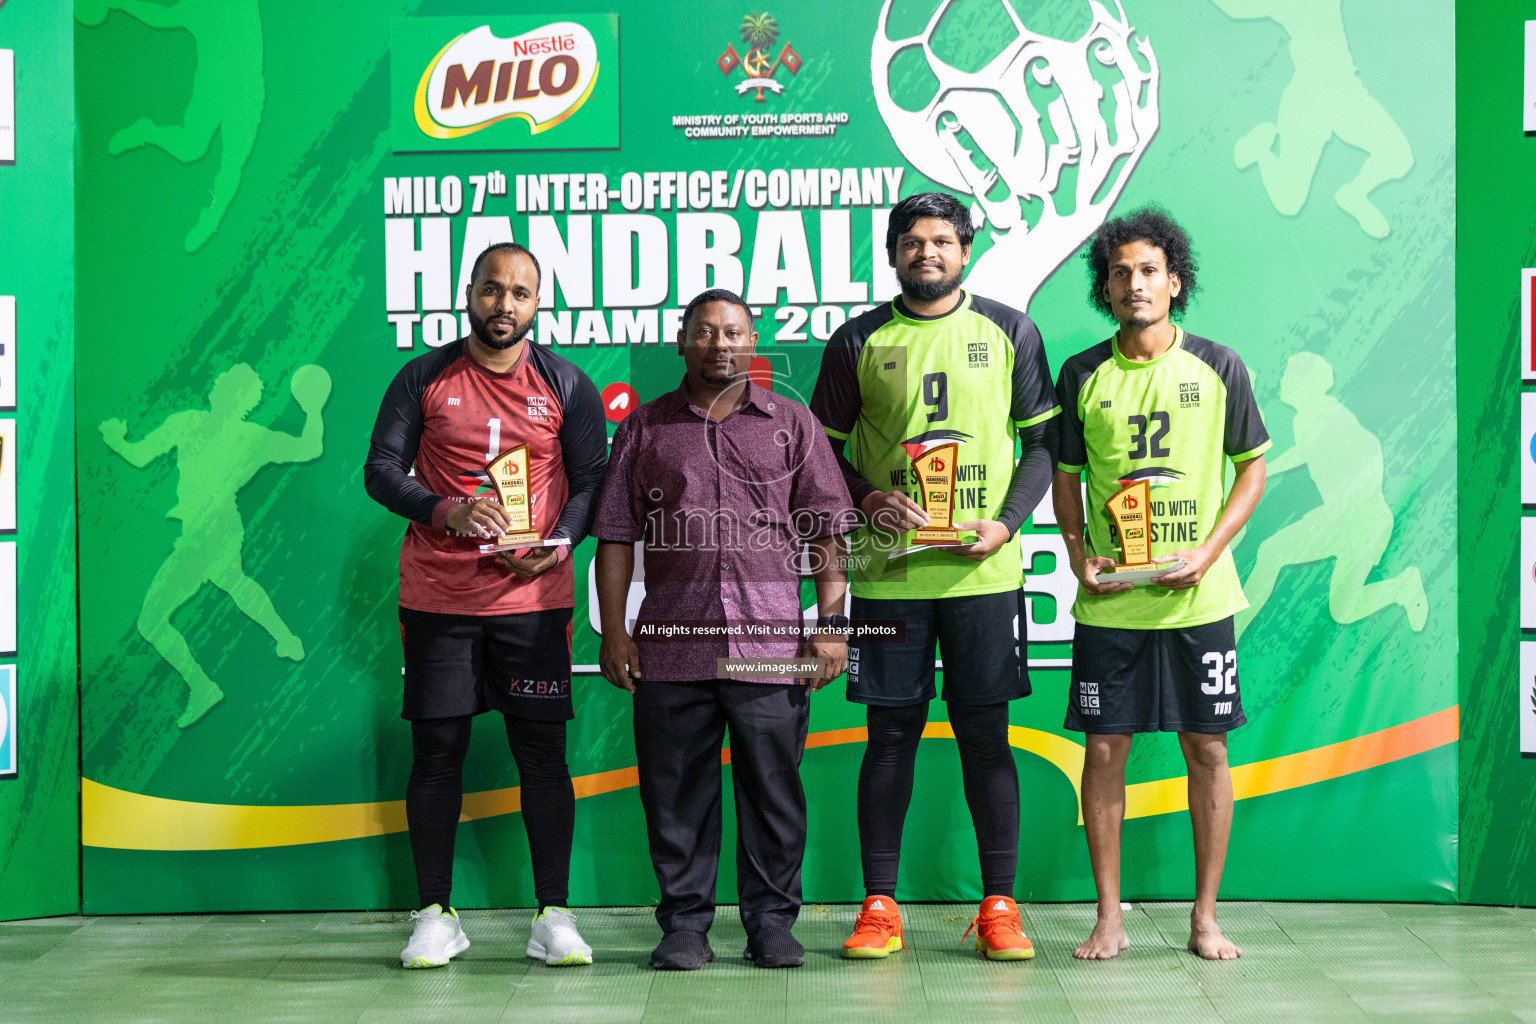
[1056,326,1270,630]
[810,292,1060,600]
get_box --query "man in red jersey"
[365,243,607,970]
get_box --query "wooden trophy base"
[1099,558,1185,586]
[478,533,571,554]
[886,528,978,560]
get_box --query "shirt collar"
[669,376,776,421]
[1111,323,1184,370]
[892,290,971,324]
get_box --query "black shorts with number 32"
[1066,616,1245,734]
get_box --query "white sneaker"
[401,904,470,968]
[526,906,593,966]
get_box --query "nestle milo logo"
[416,23,599,138]
[393,16,618,153]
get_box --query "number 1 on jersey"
[486,418,501,461]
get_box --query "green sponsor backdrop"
[0,0,81,922]
[75,0,1458,912]
[1455,0,1536,907]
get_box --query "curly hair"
[1084,206,1198,320]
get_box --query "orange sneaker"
[842,895,905,959]
[965,895,1035,961]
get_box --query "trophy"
[911,442,961,545]
[478,444,570,554]
[1100,479,1183,584]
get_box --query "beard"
[467,305,533,350]
[897,263,963,304]
[697,361,741,387]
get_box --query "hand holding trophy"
[478,444,572,555]
[1099,479,1184,586]
[882,441,980,559]
[910,442,961,546]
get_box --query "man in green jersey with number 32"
[1053,208,1269,961]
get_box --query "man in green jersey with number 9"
[811,192,1060,961]
[1052,208,1269,961]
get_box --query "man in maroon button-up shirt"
[593,289,855,971]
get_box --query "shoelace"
[853,910,896,936]
[410,907,449,922]
[962,907,1022,947]
[541,912,576,933]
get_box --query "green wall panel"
[1455,0,1536,907]
[0,0,80,922]
[74,0,1457,911]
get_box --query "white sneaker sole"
[402,933,470,969]
[526,939,593,966]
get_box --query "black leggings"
[857,701,1019,899]
[406,714,574,911]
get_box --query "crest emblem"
[718,11,802,102]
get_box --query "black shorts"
[399,607,574,722]
[845,591,1030,707]
[1066,617,1245,734]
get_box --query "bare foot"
[1073,916,1130,959]
[1188,919,1241,960]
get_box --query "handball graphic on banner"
[391,15,619,153]
[871,0,1158,301]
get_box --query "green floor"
[3,903,1535,1023]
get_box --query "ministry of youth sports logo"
[719,11,803,102]
[872,0,1160,306]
